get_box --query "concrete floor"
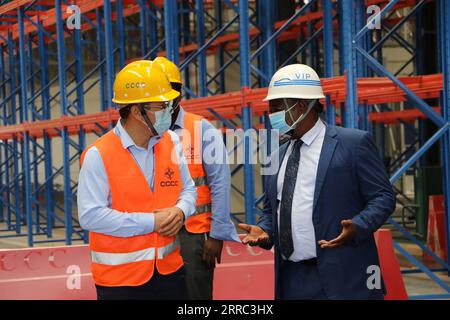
[396,243,450,299]
[1,221,449,299]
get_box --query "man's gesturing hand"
[238,223,270,246]
[154,207,184,237]
[318,219,356,249]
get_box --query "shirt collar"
[172,106,185,130]
[115,119,136,149]
[115,119,161,150]
[299,118,325,147]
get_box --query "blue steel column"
[340,0,358,128]
[438,0,450,271]
[415,5,425,166]
[8,33,21,234]
[28,35,40,234]
[164,0,179,65]
[196,0,207,97]
[149,5,158,60]
[308,5,314,67]
[74,24,85,149]
[214,0,225,93]
[96,9,106,112]
[55,0,72,245]
[356,0,368,131]
[323,0,335,125]
[239,0,255,224]
[74,9,87,243]
[103,0,114,106]
[259,0,275,87]
[139,0,148,56]
[0,45,11,228]
[18,8,33,246]
[38,15,54,236]
[116,0,125,68]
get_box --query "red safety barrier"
[424,195,447,262]
[0,245,95,300]
[374,229,408,300]
[0,239,274,300]
[213,240,274,300]
[1,231,406,300]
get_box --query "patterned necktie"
[279,139,303,259]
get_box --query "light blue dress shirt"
[77,120,197,238]
[171,107,240,242]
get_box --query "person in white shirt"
[240,64,395,300]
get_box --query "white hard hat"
[263,64,325,101]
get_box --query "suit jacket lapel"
[313,125,338,213]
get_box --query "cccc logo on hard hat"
[125,82,146,89]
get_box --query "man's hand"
[154,207,184,237]
[203,236,223,268]
[318,219,356,249]
[238,223,270,246]
[154,210,170,232]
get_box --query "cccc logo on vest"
[161,167,178,187]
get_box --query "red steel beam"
[0,0,33,15]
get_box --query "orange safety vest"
[80,130,184,287]
[181,112,212,234]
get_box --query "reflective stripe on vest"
[193,176,207,187]
[158,238,180,259]
[91,238,180,266]
[192,203,212,216]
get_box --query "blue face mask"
[269,110,293,136]
[153,107,172,136]
[269,99,316,136]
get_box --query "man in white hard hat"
[239,64,396,299]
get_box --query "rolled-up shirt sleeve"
[77,147,155,237]
[168,130,198,219]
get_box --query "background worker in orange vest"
[77,61,197,300]
[153,57,240,300]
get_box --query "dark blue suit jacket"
[257,124,396,300]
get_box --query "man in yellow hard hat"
[153,56,240,300]
[77,60,197,300]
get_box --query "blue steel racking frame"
[0,0,449,299]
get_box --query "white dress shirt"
[277,119,326,261]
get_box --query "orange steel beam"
[2,3,143,53]
[0,0,416,51]
[369,107,441,125]
[0,74,442,141]
[0,0,105,45]
[0,0,33,15]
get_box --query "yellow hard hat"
[112,60,180,105]
[153,56,182,84]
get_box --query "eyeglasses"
[139,101,171,113]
